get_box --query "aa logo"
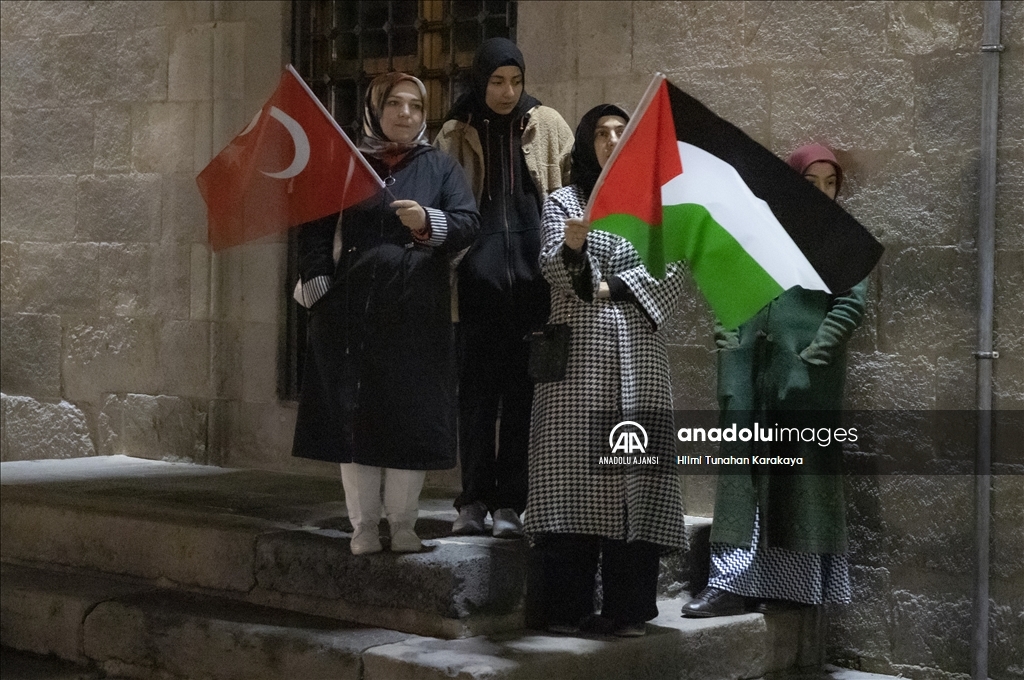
[609,421,649,454]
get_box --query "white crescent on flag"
[261,106,310,179]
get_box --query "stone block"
[877,476,974,575]
[97,243,154,316]
[51,32,120,104]
[875,246,976,358]
[63,316,160,403]
[576,2,632,79]
[168,24,214,102]
[0,562,150,662]
[771,60,915,153]
[131,102,196,174]
[840,150,978,249]
[253,531,527,635]
[0,499,258,592]
[989,598,1024,680]
[241,243,285,324]
[844,352,934,411]
[516,1,578,86]
[0,175,76,242]
[158,320,211,398]
[84,592,412,680]
[0,313,62,399]
[996,148,1023,251]
[76,173,161,243]
[0,394,95,461]
[19,243,100,315]
[113,27,168,102]
[0,107,94,175]
[163,172,210,244]
[242,322,278,403]
[0,37,60,110]
[666,345,716,412]
[743,1,889,65]
[826,565,893,666]
[244,9,287,98]
[101,393,208,463]
[891,590,971,674]
[934,355,974,411]
[991,475,1024,581]
[994,248,1024,353]
[190,244,212,320]
[914,53,982,152]
[150,237,191,321]
[1,241,18,310]
[633,1,745,72]
[884,0,982,55]
[222,402,298,470]
[93,103,132,172]
[661,272,716,347]
[213,22,246,101]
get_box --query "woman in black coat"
[293,72,479,555]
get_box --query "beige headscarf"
[357,72,429,157]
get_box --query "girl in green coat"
[682,144,868,617]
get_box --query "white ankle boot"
[350,524,383,554]
[384,468,426,553]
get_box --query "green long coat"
[709,280,868,555]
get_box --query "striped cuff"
[301,275,332,308]
[422,207,448,247]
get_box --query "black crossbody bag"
[526,324,571,383]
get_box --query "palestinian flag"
[585,74,883,329]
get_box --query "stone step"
[1,561,817,680]
[0,456,709,640]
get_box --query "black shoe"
[680,587,748,618]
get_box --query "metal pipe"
[974,2,1002,679]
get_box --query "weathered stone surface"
[76,173,161,243]
[241,243,285,324]
[884,1,982,55]
[190,244,211,320]
[243,4,288,96]
[516,1,578,89]
[991,474,1024,582]
[84,592,411,680]
[241,322,278,402]
[92,103,132,172]
[168,24,214,102]
[113,27,169,102]
[743,1,889,65]
[162,172,209,243]
[878,476,974,575]
[103,393,209,463]
[633,1,745,72]
[158,320,211,398]
[826,565,893,667]
[1,394,94,461]
[0,241,18,309]
[875,246,976,358]
[771,61,915,153]
[891,590,971,674]
[212,21,247,102]
[0,313,62,399]
[0,498,258,592]
[50,32,120,104]
[576,1,632,80]
[664,67,773,146]
[0,107,94,175]
[844,352,935,411]
[62,316,160,402]
[0,175,76,242]
[131,102,196,174]
[666,345,717,412]
[0,562,151,662]
[995,149,1023,252]
[914,53,982,152]
[0,36,60,110]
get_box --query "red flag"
[196,65,383,250]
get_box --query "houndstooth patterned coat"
[524,185,687,548]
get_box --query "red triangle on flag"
[196,65,383,251]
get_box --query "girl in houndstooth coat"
[525,104,687,636]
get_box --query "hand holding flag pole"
[585,73,883,329]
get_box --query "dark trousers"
[455,319,532,513]
[530,533,662,628]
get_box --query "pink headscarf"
[786,144,843,196]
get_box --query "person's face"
[485,65,523,116]
[803,161,838,200]
[380,81,424,144]
[594,115,627,169]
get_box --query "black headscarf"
[570,103,630,200]
[445,37,540,123]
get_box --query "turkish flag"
[196,65,383,250]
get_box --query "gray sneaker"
[491,508,524,538]
[452,501,487,535]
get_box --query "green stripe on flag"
[591,214,667,279]
[665,203,783,328]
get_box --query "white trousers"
[339,463,426,533]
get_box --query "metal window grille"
[281,0,518,400]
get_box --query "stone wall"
[0,1,332,475]
[519,2,1022,678]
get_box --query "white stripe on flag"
[662,142,830,294]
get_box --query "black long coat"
[292,146,479,469]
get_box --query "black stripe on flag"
[666,82,883,294]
